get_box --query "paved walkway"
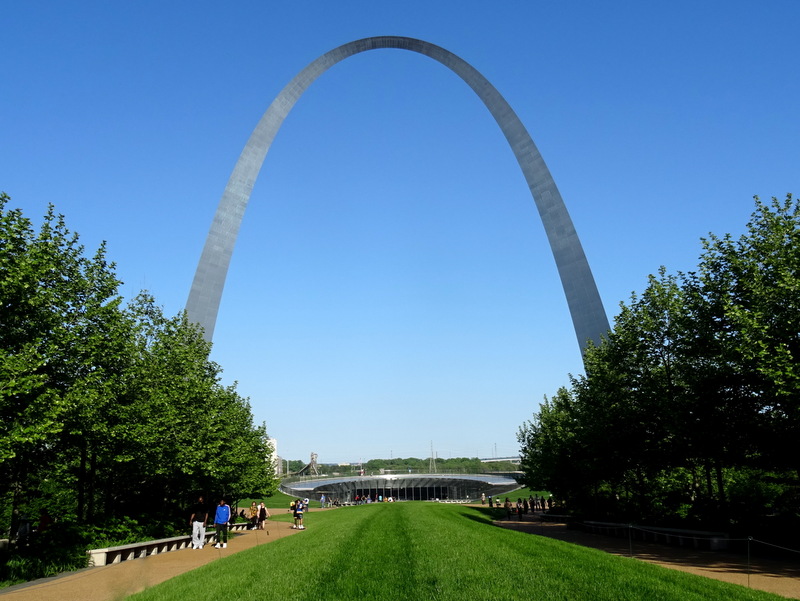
[0,520,299,601]
[496,516,800,599]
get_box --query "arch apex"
[186,37,609,355]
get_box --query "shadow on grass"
[459,505,509,526]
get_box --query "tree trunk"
[704,461,714,500]
[714,459,726,505]
[77,442,87,523]
[87,448,96,523]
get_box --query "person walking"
[248,502,259,530]
[258,502,269,529]
[189,495,208,549]
[213,498,231,548]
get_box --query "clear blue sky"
[2,1,797,464]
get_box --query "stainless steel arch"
[186,36,609,352]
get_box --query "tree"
[696,195,800,477]
[0,195,277,539]
[518,387,585,504]
[518,195,800,532]
[0,193,126,526]
[101,294,277,518]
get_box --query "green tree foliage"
[518,195,800,535]
[287,459,306,474]
[518,387,582,499]
[360,456,519,473]
[0,194,277,543]
[0,192,126,527]
[694,196,800,475]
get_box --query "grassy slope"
[238,490,296,511]
[129,503,786,601]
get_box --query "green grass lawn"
[238,490,296,512]
[496,486,550,500]
[128,502,785,601]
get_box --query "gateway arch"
[186,36,609,353]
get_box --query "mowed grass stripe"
[128,503,786,601]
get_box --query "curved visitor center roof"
[281,473,521,503]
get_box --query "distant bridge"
[480,456,521,465]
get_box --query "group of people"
[500,496,552,520]
[318,494,343,508]
[245,501,271,530]
[353,494,395,504]
[289,498,306,530]
[189,496,271,550]
[481,493,553,517]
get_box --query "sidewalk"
[496,516,800,599]
[0,521,298,601]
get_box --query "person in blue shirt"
[292,499,305,530]
[213,498,231,548]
